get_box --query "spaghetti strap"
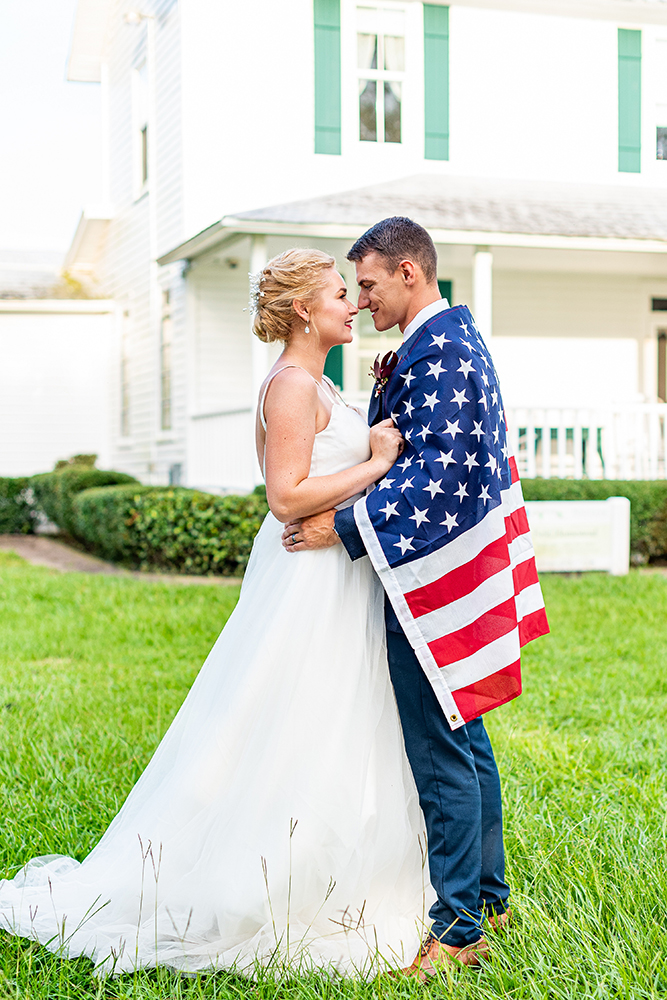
[322,374,347,406]
[259,365,324,431]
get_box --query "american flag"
[354,304,549,730]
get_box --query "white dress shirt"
[402,298,450,345]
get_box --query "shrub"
[73,486,269,576]
[54,453,97,470]
[0,478,37,534]
[30,468,139,537]
[69,484,158,562]
[521,479,667,560]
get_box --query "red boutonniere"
[370,351,399,397]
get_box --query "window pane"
[380,8,405,37]
[359,79,377,141]
[121,357,130,436]
[161,345,172,431]
[120,310,130,437]
[384,81,401,143]
[160,294,173,431]
[357,32,378,69]
[141,125,148,183]
[658,126,667,160]
[357,5,378,33]
[384,35,404,71]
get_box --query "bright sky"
[0,0,101,254]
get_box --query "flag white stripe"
[417,565,515,642]
[441,628,521,692]
[501,479,527,515]
[508,532,535,566]
[516,581,545,620]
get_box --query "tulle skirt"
[0,512,433,976]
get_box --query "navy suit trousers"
[386,629,510,945]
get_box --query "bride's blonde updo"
[251,248,337,344]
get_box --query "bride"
[0,248,433,977]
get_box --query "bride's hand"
[369,419,405,473]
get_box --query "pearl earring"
[304,325,310,334]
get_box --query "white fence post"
[540,414,551,478]
[608,497,631,575]
[526,418,536,479]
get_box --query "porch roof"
[157,174,667,266]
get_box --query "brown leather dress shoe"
[397,933,489,981]
[487,907,512,932]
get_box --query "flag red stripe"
[512,556,539,594]
[428,597,517,667]
[405,535,511,617]
[519,606,550,646]
[509,456,519,484]
[505,506,529,544]
[452,659,522,723]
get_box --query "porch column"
[473,247,493,342]
[250,235,269,485]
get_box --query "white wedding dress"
[0,377,433,977]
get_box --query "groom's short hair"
[347,216,437,283]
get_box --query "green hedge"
[0,478,37,534]
[72,485,269,576]
[30,467,139,537]
[521,479,667,560]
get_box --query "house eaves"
[65,207,113,271]
[0,300,114,314]
[438,0,667,24]
[67,0,113,82]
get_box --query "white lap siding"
[186,256,255,493]
[103,0,186,484]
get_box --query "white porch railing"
[185,402,667,490]
[506,404,667,480]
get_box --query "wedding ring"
[291,533,297,544]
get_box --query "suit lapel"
[368,390,382,426]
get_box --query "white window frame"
[340,0,424,155]
[132,60,150,198]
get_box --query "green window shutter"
[424,5,449,161]
[314,0,341,155]
[437,279,452,303]
[324,344,344,389]
[618,28,641,173]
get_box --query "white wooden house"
[66,0,667,491]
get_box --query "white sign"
[525,497,630,575]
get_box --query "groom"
[282,217,547,977]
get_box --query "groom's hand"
[281,511,340,551]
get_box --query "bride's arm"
[263,368,401,523]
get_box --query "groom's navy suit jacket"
[333,328,417,633]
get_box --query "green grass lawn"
[1,549,667,998]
